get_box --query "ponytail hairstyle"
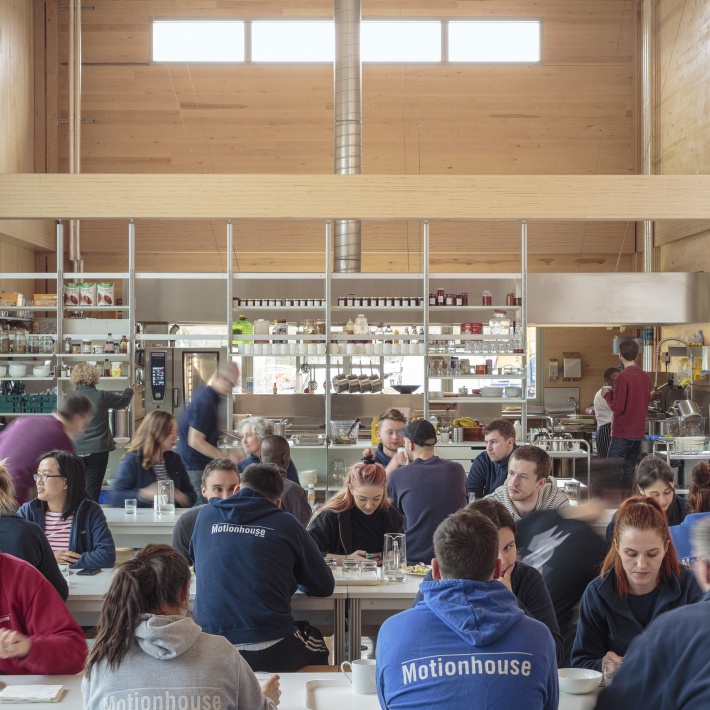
[85,544,191,677]
[601,496,680,596]
[687,461,710,514]
[127,410,175,469]
[0,459,17,515]
[309,462,390,523]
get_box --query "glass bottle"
[307,483,316,511]
[119,335,129,354]
[345,319,355,335]
[105,333,114,354]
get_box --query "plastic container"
[232,315,253,346]
[330,420,360,445]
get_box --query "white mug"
[341,659,376,695]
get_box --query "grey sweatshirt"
[82,614,276,710]
[487,476,570,522]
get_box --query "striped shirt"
[153,459,169,481]
[45,511,74,551]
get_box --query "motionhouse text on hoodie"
[401,652,534,685]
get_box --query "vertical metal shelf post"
[423,221,430,420]
[226,220,234,430]
[521,221,528,438]
[128,220,136,426]
[324,219,332,490]
[56,221,64,392]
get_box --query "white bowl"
[481,387,503,398]
[8,364,27,378]
[0,365,6,377]
[504,386,523,398]
[33,366,51,377]
[558,668,602,695]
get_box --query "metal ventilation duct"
[333,0,362,273]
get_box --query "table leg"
[348,598,362,662]
[334,597,346,665]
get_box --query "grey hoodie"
[487,476,570,522]
[82,614,276,710]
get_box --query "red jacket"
[0,553,86,674]
[604,365,651,439]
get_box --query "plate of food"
[406,564,432,577]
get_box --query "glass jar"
[482,289,493,306]
[15,330,27,353]
[436,288,445,306]
[0,330,9,354]
[489,310,510,335]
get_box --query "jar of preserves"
[429,292,436,306]
[482,289,493,306]
[436,288,445,306]
[82,339,92,354]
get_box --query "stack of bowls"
[8,363,27,378]
[300,470,318,489]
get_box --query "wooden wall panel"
[0,239,39,297]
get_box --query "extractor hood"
[527,272,710,326]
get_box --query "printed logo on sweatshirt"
[210,523,273,538]
[401,652,533,685]
[0,614,10,623]
[521,525,571,574]
[100,689,222,710]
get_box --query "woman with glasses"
[110,410,196,508]
[18,449,116,569]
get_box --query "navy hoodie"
[191,488,334,644]
[377,579,558,710]
[595,591,710,709]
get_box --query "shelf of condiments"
[63,334,129,356]
[429,358,525,377]
[1,329,55,355]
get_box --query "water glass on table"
[125,498,137,515]
[603,660,621,686]
[359,560,378,580]
[342,558,360,579]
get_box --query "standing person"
[0,553,86,675]
[71,361,135,502]
[595,516,710,709]
[487,445,570,522]
[238,417,300,485]
[259,435,311,526]
[604,339,652,488]
[175,360,240,504]
[361,408,408,476]
[571,496,702,672]
[18,450,116,569]
[376,509,558,710]
[593,367,619,458]
[308,462,404,563]
[387,420,467,564]
[82,544,280,710]
[605,456,688,550]
[110,410,196,508]
[670,460,710,561]
[171,459,240,561]
[0,460,68,599]
[467,419,518,499]
[0,391,93,505]
[191,463,334,672]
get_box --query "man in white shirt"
[593,367,619,458]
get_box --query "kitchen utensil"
[269,419,290,436]
[291,434,326,446]
[300,362,310,374]
[346,374,361,393]
[331,373,349,393]
[647,417,680,437]
[392,384,420,394]
[369,374,383,392]
[308,379,318,392]
[359,375,373,393]
[109,408,132,439]
[330,419,360,445]
[669,399,702,419]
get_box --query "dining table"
[0,672,600,709]
[100,507,189,548]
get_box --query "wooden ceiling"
[35,0,638,272]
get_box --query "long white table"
[101,507,189,547]
[0,673,599,710]
[64,569,348,665]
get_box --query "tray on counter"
[305,679,379,709]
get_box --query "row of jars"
[0,331,55,354]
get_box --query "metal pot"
[359,375,373,393]
[109,408,131,439]
[269,419,290,437]
[669,400,702,419]
[647,417,680,437]
[369,374,383,393]
[331,374,349,393]
[346,374,361,393]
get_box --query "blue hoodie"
[190,487,334,644]
[376,579,558,710]
[670,512,710,561]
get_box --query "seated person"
[413,498,563,664]
[172,458,240,561]
[0,460,67,599]
[572,496,702,672]
[596,516,710,709]
[361,408,408,477]
[260,435,311,526]
[669,460,710,561]
[605,456,687,550]
[110,410,196,508]
[486,445,569,521]
[18,450,115,569]
[191,462,334,672]
[467,419,518,499]
[82,544,279,710]
[0,552,86,674]
[238,417,299,484]
[308,461,404,563]
[377,509,558,710]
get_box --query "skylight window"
[153,21,245,62]
[448,21,541,63]
[252,21,334,62]
[361,21,441,62]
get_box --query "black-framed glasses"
[33,473,64,483]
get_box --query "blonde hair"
[71,361,100,387]
[0,459,17,515]
[127,411,175,469]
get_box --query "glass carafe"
[383,533,407,582]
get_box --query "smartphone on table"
[76,568,102,576]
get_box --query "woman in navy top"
[573,496,702,671]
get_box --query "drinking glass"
[324,557,338,573]
[383,533,407,582]
[564,481,580,506]
[125,498,137,515]
[359,560,378,580]
[155,480,175,515]
[342,558,360,579]
[603,660,621,686]
[58,563,70,578]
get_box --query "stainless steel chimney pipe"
[333,0,362,272]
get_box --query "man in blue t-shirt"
[175,360,239,503]
[377,508,558,710]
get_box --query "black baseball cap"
[396,420,437,447]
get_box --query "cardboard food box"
[0,293,24,306]
[34,293,58,308]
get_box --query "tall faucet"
[654,336,695,399]
[568,396,579,415]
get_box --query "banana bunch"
[453,417,481,428]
